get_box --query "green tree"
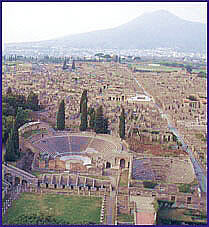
[104,117,109,134]
[95,53,104,57]
[5,126,16,162]
[188,95,198,101]
[13,107,28,157]
[104,54,111,59]
[6,87,13,96]
[16,94,27,109]
[6,95,17,111]
[197,71,206,78]
[72,60,75,70]
[15,107,27,129]
[119,107,126,139]
[2,101,15,116]
[89,108,95,129]
[88,107,94,116]
[173,134,177,142]
[56,99,65,130]
[63,58,68,70]
[186,65,192,73]
[80,99,88,131]
[13,121,20,158]
[2,115,14,143]
[27,91,39,111]
[94,105,105,134]
[115,55,119,63]
[134,56,141,61]
[80,90,88,113]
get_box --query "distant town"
[3,46,206,61]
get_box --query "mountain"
[5,10,206,53]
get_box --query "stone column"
[76,176,79,186]
[19,177,23,186]
[84,177,87,187]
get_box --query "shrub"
[143,181,158,189]
[178,184,193,193]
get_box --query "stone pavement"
[106,190,116,224]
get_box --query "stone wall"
[70,163,87,172]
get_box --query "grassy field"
[133,63,183,72]
[80,175,110,181]
[4,192,102,225]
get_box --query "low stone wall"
[129,187,207,212]
[100,194,107,224]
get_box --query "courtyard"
[4,192,102,225]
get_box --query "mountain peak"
[5,9,206,53]
[141,9,181,21]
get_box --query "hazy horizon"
[2,2,207,47]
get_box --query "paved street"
[133,75,207,193]
[168,124,207,193]
[106,190,116,224]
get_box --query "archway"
[15,176,20,186]
[106,162,111,169]
[4,173,13,185]
[163,135,167,142]
[22,180,28,186]
[120,159,125,168]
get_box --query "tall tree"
[72,60,75,70]
[104,117,109,134]
[13,121,20,158]
[15,107,26,129]
[94,105,105,134]
[13,107,27,157]
[27,91,39,111]
[186,65,192,74]
[56,99,65,130]
[119,107,126,139]
[89,108,95,129]
[62,58,68,70]
[2,115,14,143]
[80,90,87,113]
[5,126,16,162]
[6,87,12,96]
[80,99,88,131]
[115,55,119,63]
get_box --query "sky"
[2,2,207,47]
